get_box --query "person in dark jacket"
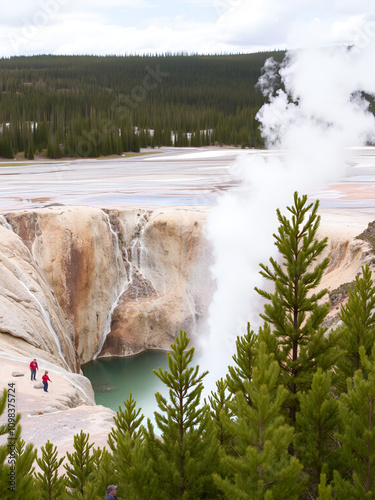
[105,485,118,499]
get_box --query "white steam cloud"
[199,39,375,392]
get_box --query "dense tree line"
[0,52,286,158]
[2,192,375,498]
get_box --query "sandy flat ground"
[0,146,375,210]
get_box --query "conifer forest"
[0,52,286,159]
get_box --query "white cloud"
[1,0,375,56]
[216,0,375,49]
[85,0,154,6]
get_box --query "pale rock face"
[0,224,78,372]
[0,205,212,455]
[4,206,212,361]
[99,207,212,357]
[316,211,375,297]
[5,207,126,364]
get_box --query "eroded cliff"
[2,206,211,365]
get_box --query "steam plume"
[199,40,375,391]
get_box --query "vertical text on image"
[7,382,17,492]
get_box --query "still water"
[82,351,169,421]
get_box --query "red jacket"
[42,374,51,383]
[30,361,38,371]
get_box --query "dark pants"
[31,370,36,381]
[43,382,48,392]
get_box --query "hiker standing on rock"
[105,485,119,499]
[42,371,51,392]
[29,359,38,381]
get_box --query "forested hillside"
[0,52,285,159]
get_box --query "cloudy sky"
[1,0,374,57]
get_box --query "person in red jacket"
[42,371,51,392]
[29,359,38,381]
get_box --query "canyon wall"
[1,205,373,375]
[2,206,211,366]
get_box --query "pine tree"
[54,135,62,159]
[47,141,54,159]
[255,192,334,424]
[75,481,101,500]
[0,388,36,500]
[24,133,35,160]
[107,394,150,499]
[294,369,340,497]
[214,342,304,499]
[91,447,116,494]
[226,323,258,404]
[108,392,144,447]
[13,438,37,499]
[35,440,66,499]
[335,264,375,392]
[143,330,219,499]
[1,134,14,159]
[131,132,141,152]
[317,473,334,499]
[64,430,95,497]
[333,344,375,497]
[208,378,232,447]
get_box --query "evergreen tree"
[0,388,36,500]
[255,192,334,424]
[335,264,375,392]
[47,141,54,159]
[27,139,35,160]
[64,430,95,497]
[75,481,101,500]
[35,440,66,499]
[208,378,232,447]
[214,342,304,499]
[143,330,219,499]
[91,446,116,494]
[1,134,14,159]
[54,134,62,159]
[317,473,334,500]
[131,132,141,152]
[13,438,37,500]
[113,425,152,499]
[333,344,375,497]
[107,394,150,499]
[108,393,144,447]
[294,369,340,497]
[226,323,258,404]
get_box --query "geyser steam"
[199,41,375,391]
